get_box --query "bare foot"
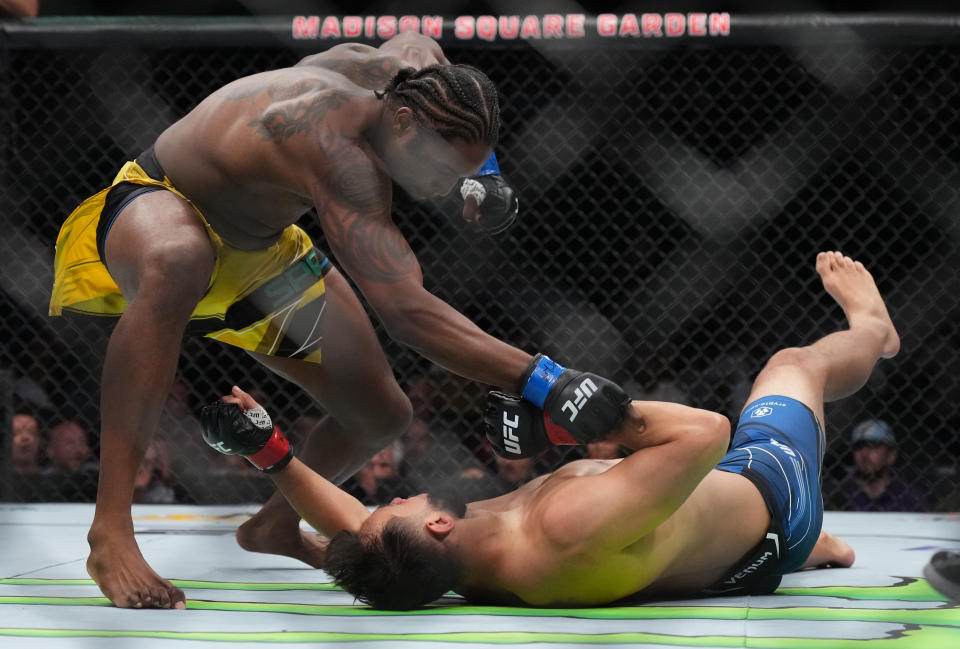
[816,251,900,359]
[87,531,185,609]
[801,529,856,569]
[236,510,328,568]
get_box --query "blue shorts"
[714,395,825,576]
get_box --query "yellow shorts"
[49,153,329,363]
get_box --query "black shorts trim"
[95,145,169,265]
[700,467,787,596]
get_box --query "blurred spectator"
[344,441,416,506]
[40,420,99,501]
[399,373,477,488]
[11,413,42,475]
[831,419,927,512]
[156,378,215,498]
[133,441,176,504]
[447,454,540,503]
[0,0,38,18]
[493,455,537,489]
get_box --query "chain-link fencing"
[1,16,958,511]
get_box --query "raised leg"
[235,267,412,566]
[741,251,900,426]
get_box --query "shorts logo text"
[724,551,774,585]
[770,438,797,457]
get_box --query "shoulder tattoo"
[249,91,346,143]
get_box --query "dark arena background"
[1,13,958,511]
[1,10,959,648]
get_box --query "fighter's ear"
[393,106,416,138]
[425,513,455,539]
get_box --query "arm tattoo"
[314,144,417,284]
[249,91,346,143]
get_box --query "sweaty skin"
[85,33,532,610]
[244,252,888,607]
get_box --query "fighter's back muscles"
[538,402,730,555]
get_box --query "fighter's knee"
[116,239,213,310]
[764,347,816,372]
[346,389,412,446]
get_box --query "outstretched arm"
[271,457,370,537]
[311,139,531,391]
[206,387,370,537]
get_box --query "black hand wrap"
[520,354,631,445]
[460,173,519,235]
[200,401,293,473]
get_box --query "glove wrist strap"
[246,427,292,473]
[520,354,566,408]
[476,151,500,176]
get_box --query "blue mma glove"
[519,353,630,445]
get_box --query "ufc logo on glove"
[561,378,598,422]
[501,412,522,455]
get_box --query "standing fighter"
[49,32,628,609]
[203,252,891,608]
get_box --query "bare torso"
[153,44,410,249]
[458,459,769,606]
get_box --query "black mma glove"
[460,151,518,235]
[484,391,579,459]
[518,353,630,445]
[460,174,519,235]
[200,401,293,473]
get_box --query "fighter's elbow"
[702,412,731,463]
[375,301,420,345]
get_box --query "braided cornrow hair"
[375,64,500,146]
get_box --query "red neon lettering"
[499,15,519,39]
[292,16,319,39]
[710,13,731,36]
[642,14,662,36]
[343,16,361,37]
[597,13,617,37]
[422,16,442,38]
[398,16,419,33]
[543,14,563,38]
[377,16,397,39]
[320,16,341,38]
[665,13,685,36]
[619,13,640,37]
[454,16,474,39]
[521,15,541,38]
[477,15,496,41]
[364,16,374,38]
[567,14,585,37]
[688,13,707,36]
